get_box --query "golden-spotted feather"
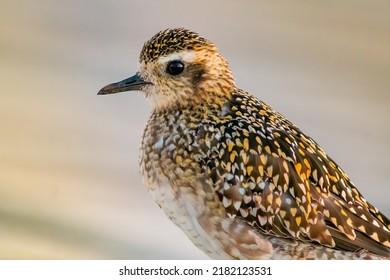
[200,89,390,257]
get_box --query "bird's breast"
[139,110,205,195]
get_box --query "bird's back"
[195,89,390,258]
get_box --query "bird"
[98,28,390,259]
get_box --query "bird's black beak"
[97,73,150,95]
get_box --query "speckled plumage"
[140,28,209,62]
[99,28,390,259]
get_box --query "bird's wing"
[196,95,390,257]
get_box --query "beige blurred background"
[0,0,389,259]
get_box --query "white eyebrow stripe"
[158,51,196,64]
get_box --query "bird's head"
[98,28,235,111]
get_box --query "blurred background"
[0,0,389,259]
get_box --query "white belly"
[145,178,231,259]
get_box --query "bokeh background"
[0,0,389,259]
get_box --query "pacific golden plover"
[98,28,390,259]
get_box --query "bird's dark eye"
[166,60,184,75]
